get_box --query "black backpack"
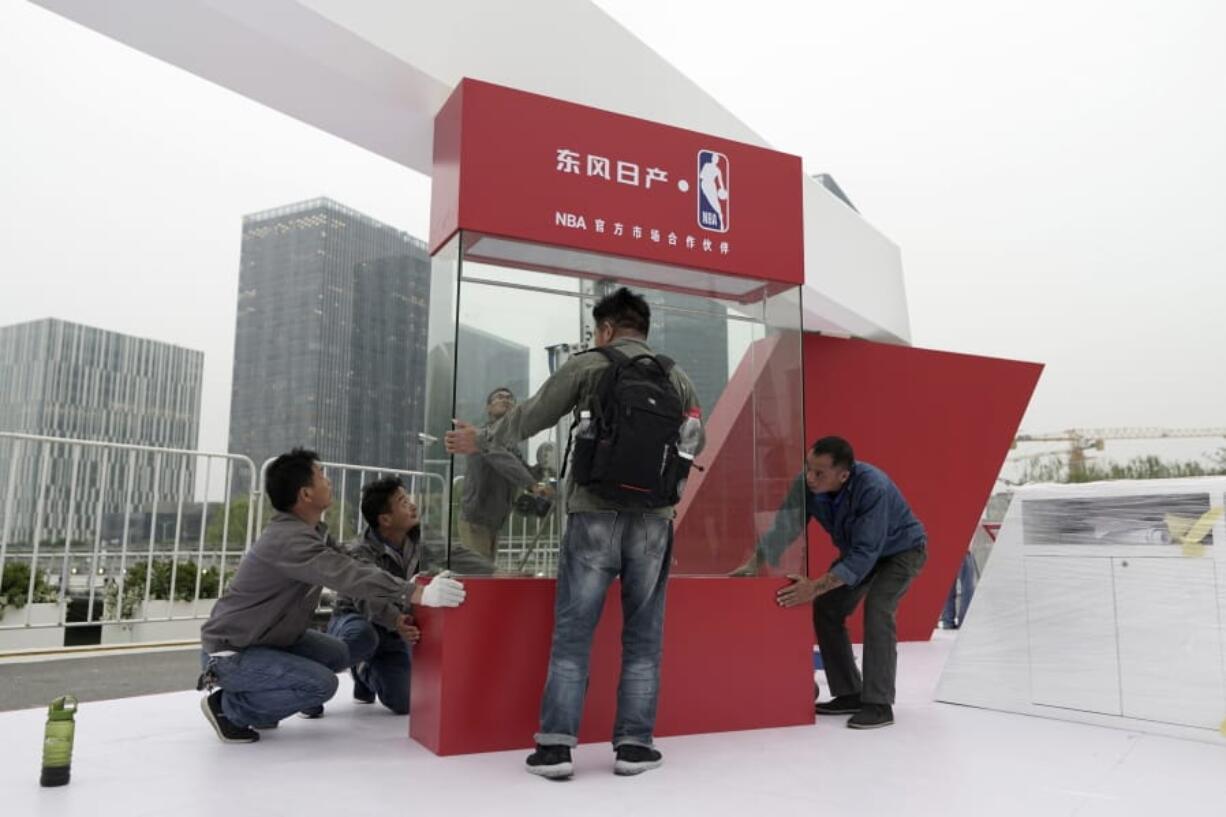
[566,346,690,508]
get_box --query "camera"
[514,492,553,518]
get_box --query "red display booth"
[410,80,1043,756]
[411,79,817,755]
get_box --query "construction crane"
[1009,427,1226,479]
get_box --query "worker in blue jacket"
[741,436,926,729]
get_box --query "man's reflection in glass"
[457,387,551,562]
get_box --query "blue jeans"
[940,552,978,628]
[200,629,348,728]
[326,612,412,715]
[536,511,673,749]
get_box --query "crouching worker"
[197,449,467,743]
[327,476,492,714]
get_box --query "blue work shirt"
[756,462,926,587]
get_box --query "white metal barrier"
[0,433,565,650]
[0,432,256,644]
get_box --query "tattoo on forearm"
[814,574,844,594]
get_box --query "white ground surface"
[3,632,1224,817]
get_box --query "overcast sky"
[2,0,1224,465]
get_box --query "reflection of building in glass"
[425,325,530,452]
[580,281,729,420]
[0,318,203,542]
[642,291,729,419]
[228,198,430,486]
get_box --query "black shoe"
[298,705,325,719]
[352,666,375,704]
[525,744,573,780]
[614,744,663,776]
[847,703,894,729]
[815,693,862,715]
[252,721,279,730]
[200,691,259,744]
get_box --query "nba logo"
[697,149,730,233]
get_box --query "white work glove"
[419,570,466,608]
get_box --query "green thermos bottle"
[40,695,78,787]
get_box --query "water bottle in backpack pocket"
[570,409,598,485]
[669,407,703,500]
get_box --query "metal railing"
[0,433,575,648]
[450,474,562,575]
[0,432,256,634]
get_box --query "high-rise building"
[227,198,430,484]
[581,282,730,420]
[0,318,203,542]
[424,324,531,444]
[645,290,730,419]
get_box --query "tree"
[1019,453,1226,485]
[121,559,216,603]
[0,561,55,611]
[108,558,232,618]
[204,497,254,547]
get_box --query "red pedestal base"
[409,576,814,755]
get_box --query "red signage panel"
[430,79,804,287]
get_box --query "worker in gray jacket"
[328,476,495,714]
[446,287,702,780]
[458,386,552,562]
[197,448,467,744]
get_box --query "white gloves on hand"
[420,570,467,608]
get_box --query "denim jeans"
[199,629,348,728]
[535,511,673,749]
[326,612,412,715]
[940,551,978,628]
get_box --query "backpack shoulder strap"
[623,352,674,378]
[588,346,630,366]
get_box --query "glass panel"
[421,235,461,563]
[670,284,806,576]
[440,231,806,578]
[449,261,578,576]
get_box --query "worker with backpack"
[445,286,702,780]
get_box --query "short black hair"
[811,436,855,471]
[361,477,404,529]
[265,448,320,512]
[592,287,650,337]
[486,387,515,404]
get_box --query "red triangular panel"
[804,336,1042,641]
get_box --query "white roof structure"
[29,0,911,344]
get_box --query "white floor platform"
[3,632,1224,817]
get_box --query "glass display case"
[422,230,807,578]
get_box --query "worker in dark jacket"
[744,436,926,730]
[197,449,467,744]
[327,476,494,714]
